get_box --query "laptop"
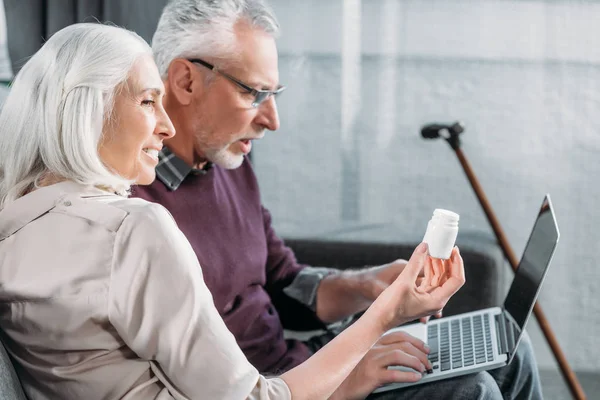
[374,194,560,393]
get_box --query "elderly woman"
[0,23,464,400]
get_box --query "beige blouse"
[0,181,291,400]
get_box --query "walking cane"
[420,121,586,400]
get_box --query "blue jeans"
[364,333,542,400]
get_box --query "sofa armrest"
[284,230,507,317]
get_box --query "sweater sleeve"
[262,205,327,331]
[107,202,291,400]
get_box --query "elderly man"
[133,0,542,398]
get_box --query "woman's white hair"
[0,23,151,208]
[152,0,280,79]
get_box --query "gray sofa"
[0,1,508,398]
[0,337,26,399]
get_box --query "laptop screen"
[503,195,560,331]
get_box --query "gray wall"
[254,0,600,372]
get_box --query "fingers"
[399,342,432,371]
[402,242,429,282]
[448,247,465,282]
[420,311,442,323]
[376,332,432,372]
[441,247,465,290]
[440,260,454,288]
[431,258,443,286]
[419,255,451,293]
[429,247,466,303]
[379,366,423,386]
[379,331,429,355]
[378,347,428,374]
[419,257,433,291]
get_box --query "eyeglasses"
[188,58,286,108]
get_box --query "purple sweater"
[132,157,322,373]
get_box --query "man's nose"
[255,96,280,132]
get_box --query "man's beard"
[204,145,245,170]
[194,132,245,170]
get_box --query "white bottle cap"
[432,209,459,222]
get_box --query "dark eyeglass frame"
[188,58,286,108]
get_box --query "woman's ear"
[166,59,198,106]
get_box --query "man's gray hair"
[0,23,151,208]
[152,0,280,78]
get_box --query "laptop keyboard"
[427,314,495,372]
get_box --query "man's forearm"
[315,270,373,324]
[291,260,407,325]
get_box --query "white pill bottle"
[422,209,460,259]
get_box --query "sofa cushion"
[0,339,26,400]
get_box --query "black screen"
[503,196,560,330]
